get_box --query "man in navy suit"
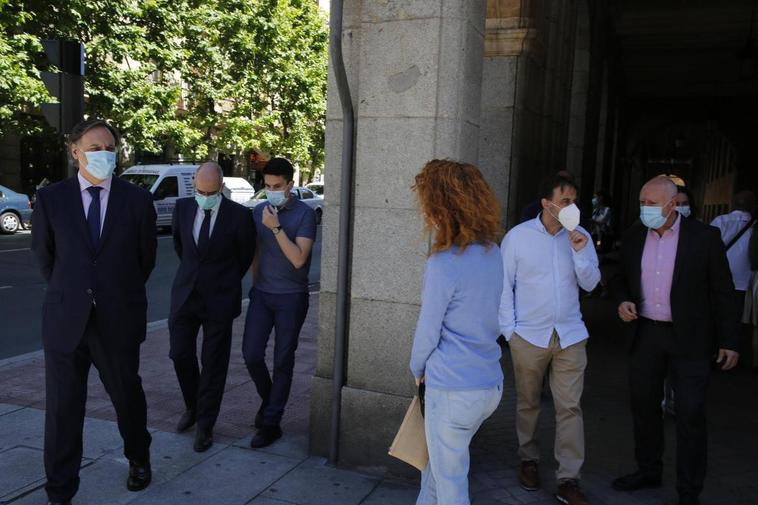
[169,162,256,452]
[31,119,156,505]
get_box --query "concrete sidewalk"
[2,294,757,504]
[0,294,416,505]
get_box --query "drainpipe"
[328,0,355,466]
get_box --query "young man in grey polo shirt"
[243,158,317,448]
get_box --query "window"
[122,174,159,191]
[301,189,315,200]
[153,176,179,200]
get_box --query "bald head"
[642,176,678,201]
[640,176,679,230]
[195,162,223,194]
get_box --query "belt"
[639,316,672,327]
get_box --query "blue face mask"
[640,205,671,229]
[84,150,117,180]
[266,189,287,207]
[195,193,221,210]
[678,205,691,218]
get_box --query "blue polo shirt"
[253,197,317,294]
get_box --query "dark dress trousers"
[169,196,255,430]
[611,217,740,497]
[31,175,157,503]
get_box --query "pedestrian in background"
[675,185,696,220]
[168,162,256,452]
[611,176,740,505]
[500,174,600,505]
[410,160,504,505]
[743,220,758,372]
[242,158,317,449]
[710,190,756,306]
[591,190,613,253]
[31,119,156,504]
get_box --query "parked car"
[121,164,255,228]
[305,182,324,197]
[222,176,256,203]
[0,184,32,234]
[244,187,324,224]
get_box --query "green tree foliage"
[0,0,328,174]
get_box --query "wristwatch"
[272,225,282,235]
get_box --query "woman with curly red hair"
[410,159,504,505]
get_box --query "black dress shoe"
[126,460,151,491]
[176,409,196,433]
[612,471,662,491]
[46,501,72,505]
[194,426,213,453]
[250,425,283,448]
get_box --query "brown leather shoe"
[518,460,540,491]
[556,479,588,505]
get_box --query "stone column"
[311,0,488,474]
[478,0,533,225]
[565,0,591,183]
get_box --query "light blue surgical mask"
[195,193,221,210]
[266,189,287,207]
[84,150,117,180]
[678,205,691,218]
[640,205,671,229]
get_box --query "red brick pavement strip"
[0,295,320,446]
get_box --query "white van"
[122,164,257,228]
[121,164,198,228]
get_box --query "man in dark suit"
[31,119,156,505]
[169,162,256,452]
[610,176,740,505]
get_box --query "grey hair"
[196,161,224,186]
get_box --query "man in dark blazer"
[31,119,156,505]
[610,176,740,505]
[169,162,256,452]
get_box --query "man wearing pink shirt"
[610,176,740,505]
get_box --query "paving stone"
[0,403,23,416]
[0,446,46,503]
[233,432,310,461]
[128,446,300,505]
[360,479,418,505]
[260,457,378,505]
[0,408,44,453]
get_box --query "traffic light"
[40,39,84,134]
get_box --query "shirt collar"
[78,172,112,193]
[649,212,681,237]
[534,213,565,236]
[731,210,752,220]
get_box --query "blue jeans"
[416,383,503,505]
[242,288,309,426]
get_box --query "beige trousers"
[509,331,587,481]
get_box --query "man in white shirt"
[710,190,755,295]
[499,174,600,505]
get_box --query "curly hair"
[413,159,502,254]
